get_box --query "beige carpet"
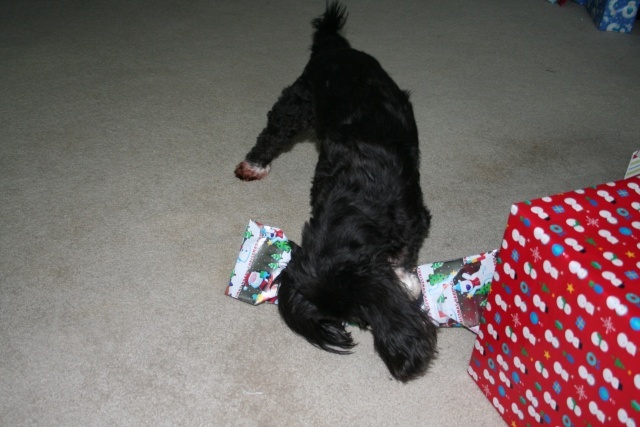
[1,0,639,425]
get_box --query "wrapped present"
[626,149,640,179]
[586,0,638,33]
[417,250,498,334]
[226,220,292,305]
[547,0,587,5]
[468,177,640,426]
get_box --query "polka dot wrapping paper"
[468,177,640,426]
[586,0,639,33]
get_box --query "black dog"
[235,2,437,382]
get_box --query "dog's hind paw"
[234,161,270,181]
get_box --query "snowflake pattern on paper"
[531,246,541,263]
[601,316,616,334]
[512,313,521,327]
[482,384,491,397]
[575,384,587,401]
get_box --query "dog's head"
[278,243,438,381]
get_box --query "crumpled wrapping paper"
[225,221,498,335]
[416,250,498,334]
[226,220,291,305]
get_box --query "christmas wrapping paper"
[626,149,640,179]
[226,220,292,305]
[417,250,498,334]
[226,222,496,334]
[468,177,640,426]
[586,0,638,33]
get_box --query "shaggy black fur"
[235,2,438,382]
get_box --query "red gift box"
[468,177,640,426]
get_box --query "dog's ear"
[355,270,438,382]
[278,267,355,354]
[314,318,355,354]
[368,305,438,382]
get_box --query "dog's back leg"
[235,77,314,181]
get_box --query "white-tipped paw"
[234,161,270,181]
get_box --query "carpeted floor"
[1,1,639,425]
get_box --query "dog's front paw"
[234,161,270,181]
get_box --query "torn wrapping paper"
[416,250,498,334]
[226,220,292,305]
[225,221,497,335]
[625,148,640,178]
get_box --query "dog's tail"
[311,1,350,55]
[278,254,438,382]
